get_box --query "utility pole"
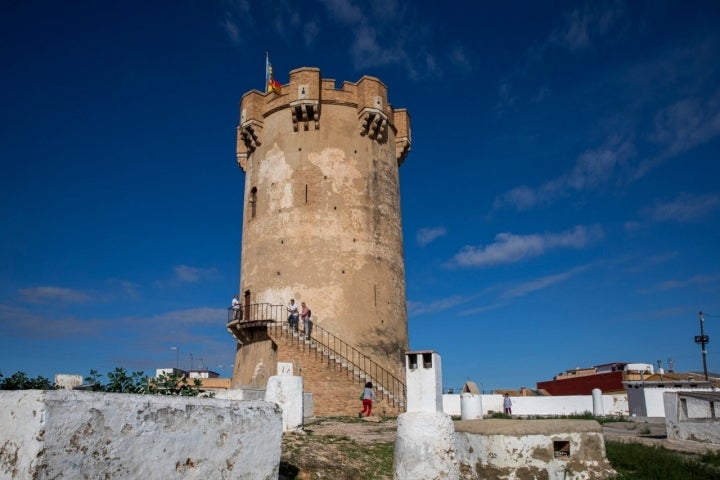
[697,311,709,381]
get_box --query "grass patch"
[606,441,720,479]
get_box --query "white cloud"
[320,0,365,23]
[417,226,447,246]
[407,295,472,317]
[450,225,603,268]
[221,0,252,45]
[502,266,589,299]
[548,2,626,51]
[494,138,635,211]
[651,93,720,158]
[173,265,219,283]
[653,274,720,292]
[18,286,91,304]
[644,193,720,223]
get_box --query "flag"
[265,52,282,94]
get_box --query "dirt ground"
[279,416,720,479]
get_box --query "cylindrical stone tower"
[232,67,411,395]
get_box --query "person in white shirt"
[287,299,299,331]
[231,295,241,320]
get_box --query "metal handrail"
[226,303,406,408]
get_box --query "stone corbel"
[395,137,411,166]
[359,108,389,143]
[290,100,320,132]
[238,119,263,153]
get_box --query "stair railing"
[227,303,406,408]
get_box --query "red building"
[537,362,653,395]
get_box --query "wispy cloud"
[173,265,219,283]
[547,2,626,52]
[221,0,252,45]
[18,286,91,304]
[644,193,720,223]
[407,295,475,317]
[449,225,603,268]
[494,138,635,211]
[651,92,720,158]
[417,226,447,246]
[657,275,720,290]
[502,266,589,299]
[627,193,720,231]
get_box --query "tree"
[0,371,56,390]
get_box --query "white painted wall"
[664,392,720,445]
[442,394,628,417]
[0,390,282,480]
[626,385,714,417]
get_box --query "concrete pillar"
[460,393,483,420]
[405,350,442,413]
[592,388,604,416]
[265,374,304,432]
[394,411,460,480]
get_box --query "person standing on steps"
[287,299,299,331]
[301,301,311,339]
[358,381,378,417]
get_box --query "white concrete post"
[405,350,443,413]
[265,370,303,432]
[592,388,604,416]
[460,393,483,420]
[395,351,460,480]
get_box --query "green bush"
[0,371,56,390]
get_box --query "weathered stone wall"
[454,419,615,480]
[664,392,720,445]
[233,67,410,392]
[0,390,282,480]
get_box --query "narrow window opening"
[408,354,418,370]
[249,187,257,218]
[373,284,377,306]
[422,353,432,368]
[305,184,308,204]
[554,441,570,458]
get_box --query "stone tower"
[231,67,411,403]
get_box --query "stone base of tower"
[229,322,405,417]
[273,329,404,417]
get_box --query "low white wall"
[0,390,282,480]
[442,394,628,417]
[454,419,615,479]
[627,386,714,417]
[664,392,720,445]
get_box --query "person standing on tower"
[301,302,311,339]
[231,295,241,320]
[287,299,299,331]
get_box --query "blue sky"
[1,1,719,392]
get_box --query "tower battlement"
[237,67,411,171]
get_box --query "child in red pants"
[358,381,378,417]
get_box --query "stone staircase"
[271,322,406,410]
[227,305,406,413]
